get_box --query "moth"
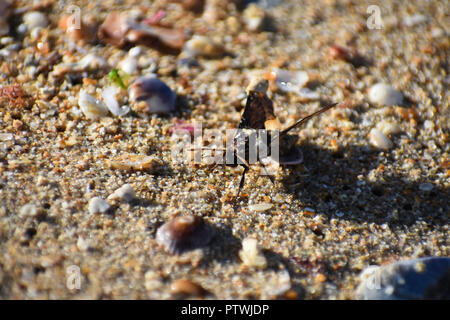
[192,80,337,197]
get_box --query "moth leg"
[237,164,249,197]
[259,159,275,186]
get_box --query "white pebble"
[248,203,273,212]
[119,56,138,75]
[274,68,309,93]
[19,203,38,218]
[88,197,111,214]
[376,121,402,136]
[403,14,427,27]
[243,4,266,31]
[368,83,403,106]
[102,86,130,116]
[78,90,110,120]
[129,46,143,57]
[369,128,393,150]
[298,88,320,100]
[239,238,267,269]
[77,236,90,251]
[107,184,136,202]
[183,35,224,58]
[23,11,48,31]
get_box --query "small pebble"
[377,121,402,136]
[107,184,136,202]
[369,128,393,150]
[88,197,111,214]
[78,90,110,120]
[129,76,176,114]
[239,237,267,269]
[368,83,403,106]
[108,154,162,172]
[243,3,266,31]
[156,215,213,254]
[23,11,48,31]
[248,203,273,212]
[119,56,138,75]
[403,14,427,27]
[274,68,309,93]
[170,279,206,297]
[19,203,39,218]
[183,35,225,58]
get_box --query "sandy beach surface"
[0,0,448,299]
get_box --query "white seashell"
[239,237,267,269]
[119,56,138,74]
[248,203,273,212]
[102,86,130,116]
[78,90,109,120]
[369,128,393,150]
[368,83,403,106]
[23,11,48,31]
[88,197,111,214]
[107,184,136,202]
[129,76,176,114]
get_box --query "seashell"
[101,86,130,116]
[129,76,176,114]
[183,35,225,58]
[0,0,11,36]
[170,279,206,297]
[108,154,162,172]
[107,184,136,202]
[156,215,213,254]
[126,26,185,51]
[58,14,94,42]
[243,3,266,32]
[78,90,109,120]
[369,128,393,150]
[239,237,267,269]
[274,68,309,93]
[88,197,111,214]
[356,257,450,300]
[368,83,403,106]
[98,12,131,47]
[98,12,185,51]
[23,11,48,31]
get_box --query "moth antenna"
[271,102,338,143]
